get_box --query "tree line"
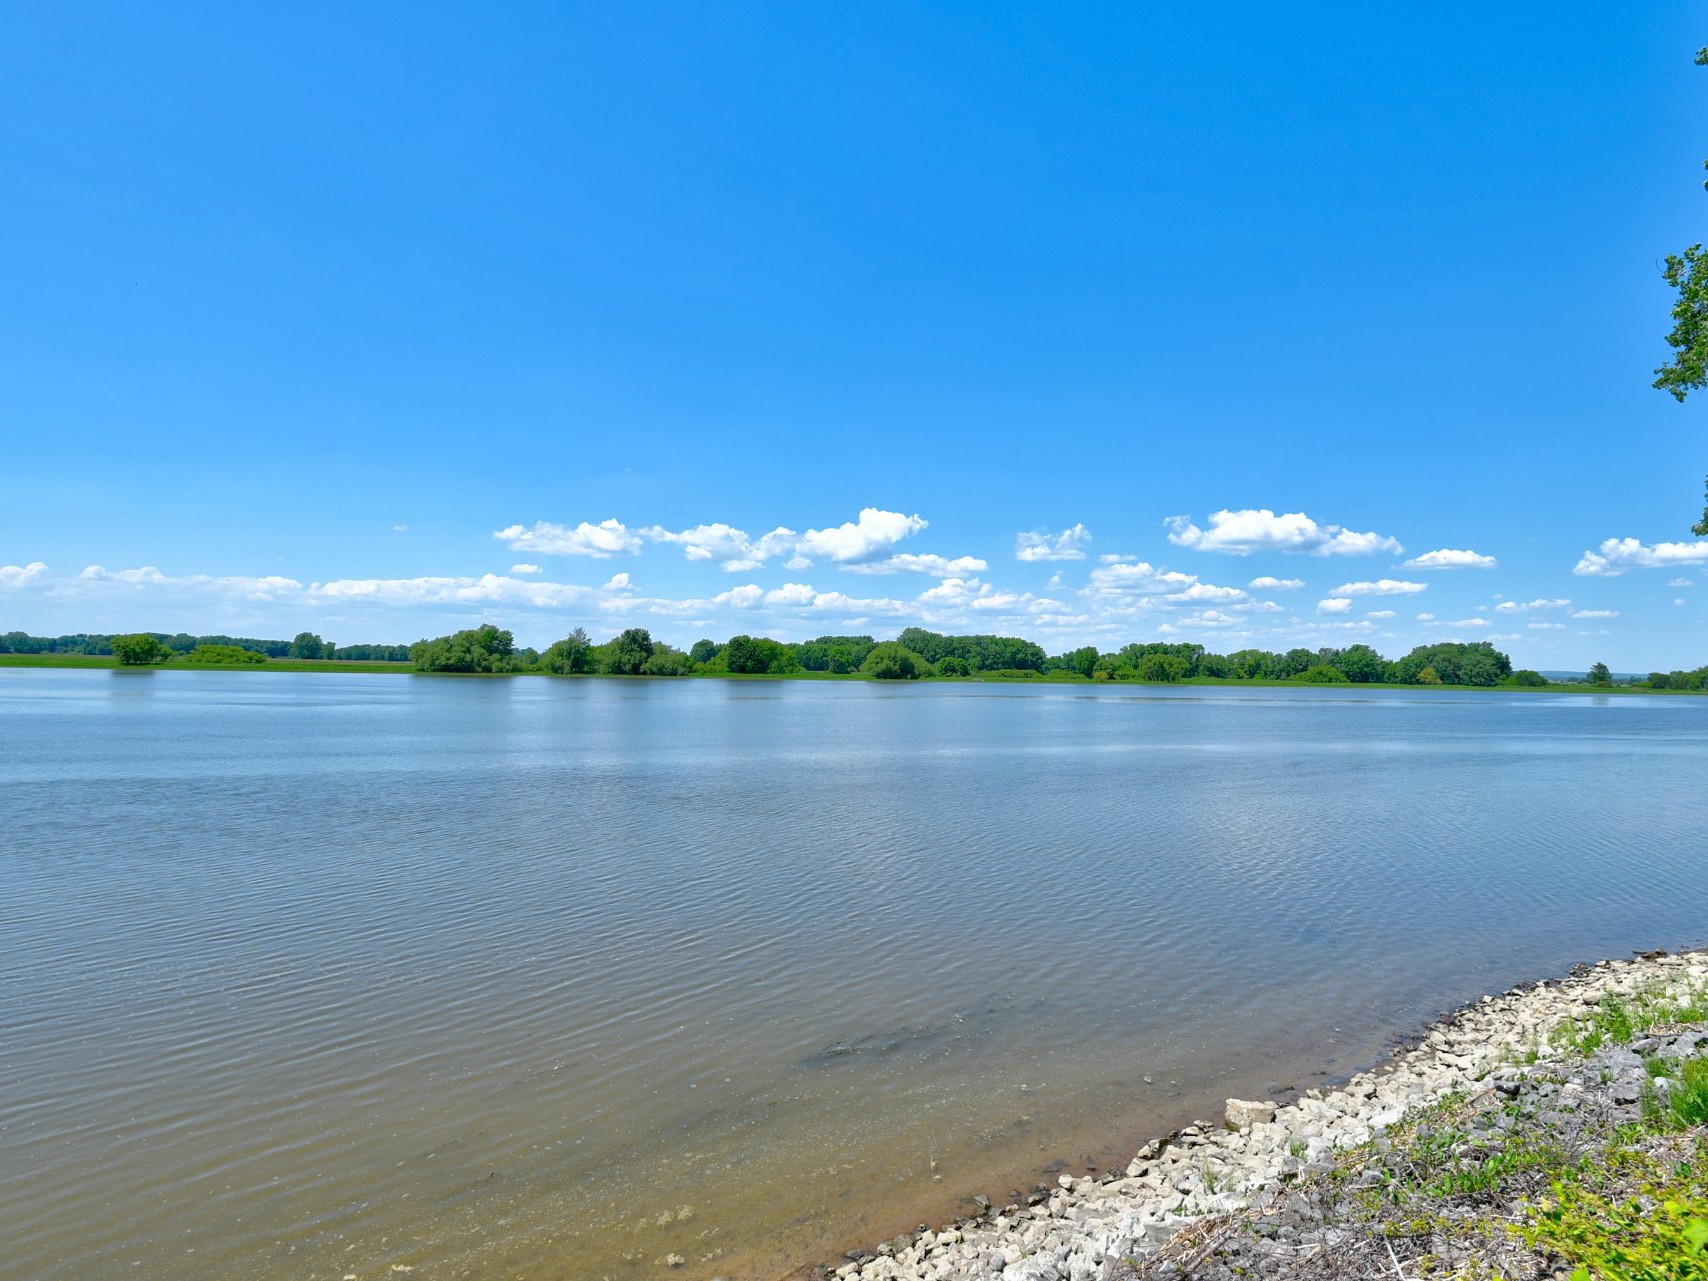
[1,630,410,662]
[405,625,1548,688]
[13,625,1695,691]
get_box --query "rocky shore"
[800,948,1708,1281]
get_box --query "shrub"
[861,642,931,680]
[187,644,267,665]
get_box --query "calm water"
[2,670,1706,1281]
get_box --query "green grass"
[1551,980,1708,1055]
[0,653,412,674]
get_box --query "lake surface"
[2,670,1706,1281]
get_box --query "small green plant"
[1666,1057,1708,1129]
[1550,979,1708,1053]
[1288,1137,1308,1160]
[1519,1174,1708,1280]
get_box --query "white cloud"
[713,584,764,609]
[1573,537,1708,576]
[1494,598,1571,613]
[1403,548,1497,570]
[1417,612,1436,621]
[510,563,542,575]
[1528,622,1566,630]
[313,573,592,608]
[391,524,408,533]
[1239,599,1285,613]
[1166,509,1402,556]
[841,553,988,577]
[798,508,927,563]
[495,518,643,558]
[1165,582,1248,603]
[602,572,633,592]
[0,561,50,589]
[1317,597,1354,614]
[1248,576,1305,591]
[764,583,818,606]
[1669,577,1695,588]
[1571,609,1618,619]
[1367,609,1397,619]
[1085,561,1200,595]
[642,522,798,572]
[1016,524,1092,562]
[1439,618,1490,628]
[1327,579,1428,598]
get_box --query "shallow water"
[2,671,1705,1281]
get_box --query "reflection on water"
[1,671,1706,1281]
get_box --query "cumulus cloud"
[510,563,542,575]
[0,561,50,589]
[798,508,927,563]
[713,584,764,609]
[1327,579,1428,598]
[764,583,818,606]
[1180,609,1243,628]
[1528,622,1566,630]
[1494,598,1571,613]
[1573,537,1708,576]
[1165,582,1248,604]
[313,573,592,608]
[1403,548,1498,570]
[642,522,797,572]
[1367,609,1397,619]
[1016,524,1092,562]
[1571,609,1618,619]
[1670,577,1695,588]
[1084,561,1200,596]
[1248,576,1305,591]
[1166,509,1402,556]
[841,553,988,577]
[1317,597,1354,614]
[495,518,643,558]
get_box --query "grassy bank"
[6,650,1705,693]
[0,653,412,674]
[6,650,1702,693]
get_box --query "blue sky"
[3,3,1706,670]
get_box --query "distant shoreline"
[2,651,1698,693]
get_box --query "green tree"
[1298,663,1350,683]
[723,634,767,674]
[1135,652,1189,682]
[111,633,168,665]
[1508,669,1550,687]
[606,628,655,675]
[1332,644,1386,683]
[861,642,930,680]
[1653,47,1708,534]
[1588,661,1613,686]
[188,644,267,664]
[288,631,326,660]
[540,628,593,674]
[641,646,690,676]
[688,638,719,665]
[410,624,518,673]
